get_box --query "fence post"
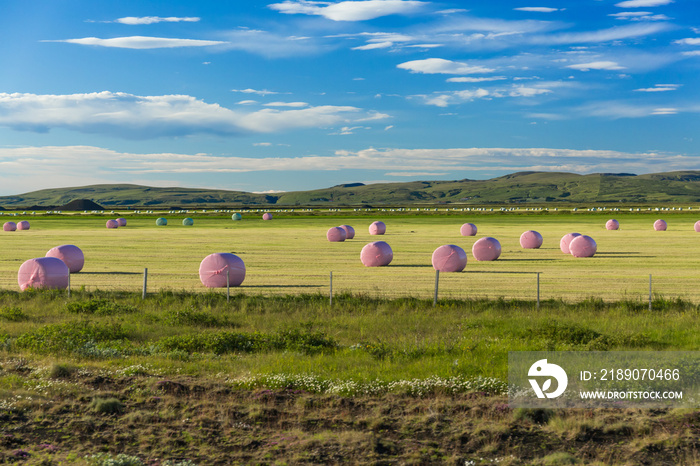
[227,269,230,303]
[536,272,540,310]
[433,270,439,306]
[142,268,148,300]
[649,274,652,311]
[67,273,71,298]
[330,271,333,306]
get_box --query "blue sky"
[1,0,699,195]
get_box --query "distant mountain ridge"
[2,171,700,209]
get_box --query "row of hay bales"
[3,221,30,231]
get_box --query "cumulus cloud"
[513,7,560,13]
[0,92,389,138]
[675,38,700,45]
[566,61,626,71]
[615,0,673,7]
[45,36,226,49]
[114,16,200,25]
[397,58,495,74]
[415,83,553,107]
[268,0,428,21]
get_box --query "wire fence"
[1,267,694,307]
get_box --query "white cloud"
[634,84,679,92]
[615,0,673,7]
[254,142,273,146]
[0,92,388,138]
[682,51,700,56]
[651,107,678,114]
[353,41,394,50]
[386,172,449,176]
[566,61,626,71]
[232,88,281,96]
[415,83,554,107]
[609,11,670,20]
[45,36,226,49]
[397,58,495,74]
[446,76,507,83]
[219,28,322,58]
[675,38,700,45]
[263,102,310,107]
[268,0,428,21]
[514,7,560,13]
[115,16,200,25]
[3,145,696,194]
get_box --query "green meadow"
[1,209,699,464]
[1,209,700,302]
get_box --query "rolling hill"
[2,171,700,209]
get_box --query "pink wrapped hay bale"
[46,244,85,273]
[106,219,119,229]
[199,253,246,288]
[569,235,597,258]
[472,237,501,261]
[17,221,30,231]
[432,244,467,272]
[3,221,17,232]
[116,218,127,227]
[369,221,386,235]
[653,219,667,231]
[262,212,273,220]
[339,225,355,239]
[460,223,477,236]
[519,230,543,249]
[605,219,619,230]
[695,221,700,232]
[327,227,347,242]
[560,233,581,254]
[18,257,70,291]
[361,241,393,267]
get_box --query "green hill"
[2,171,700,209]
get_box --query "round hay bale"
[17,221,30,231]
[182,218,194,226]
[106,219,119,229]
[695,220,700,232]
[460,223,477,236]
[605,219,619,230]
[369,221,386,235]
[472,237,501,261]
[232,213,242,221]
[199,253,246,288]
[262,213,273,220]
[560,233,581,254]
[653,219,667,231]
[360,241,393,267]
[3,221,17,232]
[18,257,70,291]
[431,244,467,272]
[156,217,167,226]
[116,218,127,227]
[569,235,597,258]
[327,227,347,242]
[46,244,84,273]
[519,230,543,249]
[339,225,355,239]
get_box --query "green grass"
[2,210,700,302]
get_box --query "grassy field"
[1,209,699,464]
[1,209,700,302]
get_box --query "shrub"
[65,299,138,316]
[49,363,77,379]
[90,397,125,415]
[15,321,129,354]
[0,306,27,321]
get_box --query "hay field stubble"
[1,211,699,302]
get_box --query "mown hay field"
[1,210,700,302]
